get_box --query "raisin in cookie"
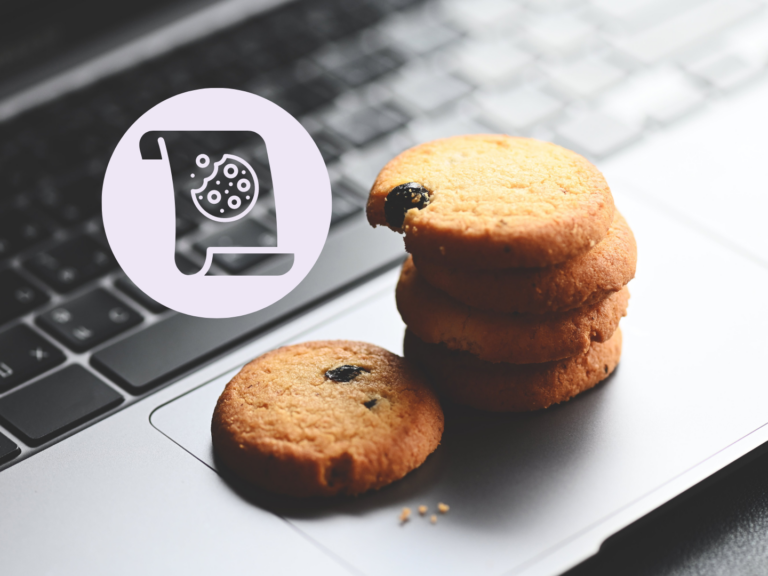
[396,257,628,364]
[211,340,444,497]
[367,134,615,269]
[404,328,622,412]
[413,211,637,314]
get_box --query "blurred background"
[2,0,768,573]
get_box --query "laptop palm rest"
[151,185,768,575]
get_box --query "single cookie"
[367,135,615,269]
[396,258,628,363]
[211,340,444,497]
[413,211,637,314]
[404,328,622,412]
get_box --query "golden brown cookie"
[413,211,637,314]
[367,134,615,269]
[211,340,444,498]
[396,258,628,363]
[404,328,622,412]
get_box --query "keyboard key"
[25,235,116,293]
[546,57,626,99]
[441,0,521,32]
[592,0,708,30]
[331,184,364,225]
[381,12,461,55]
[391,67,472,113]
[0,324,66,393]
[478,86,563,132]
[310,129,351,164]
[686,52,760,90]
[0,431,20,465]
[407,115,492,144]
[325,103,409,147]
[452,39,533,87]
[556,111,642,157]
[600,65,705,125]
[340,133,415,190]
[36,174,103,225]
[280,76,345,116]
[175,253,204,276]
[525,13,596,54]
[37,289,142,352]
[0,365,122,446]
[115,277,167,314]
[612,0,761,64]
[327,47,406,88]
[0,209,48,259]
[194,220,277,274]
[0,269,49,325]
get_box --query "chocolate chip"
[325,364,370,382]
[384,182,430,228]
[364,398,378,409]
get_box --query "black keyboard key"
[0,365,122,446]
[325,103,409,147]
[280,76,345,116]
[36,174,102,225]
[175,253,203,276]
[0,269,49,324]
[331,187,364,225]
[310,129,350,164]
[329,48,406,88]
[0,209,48,259]
[175,215,198,237]
[25,235,116,293]
[0,431,20,465]
[193,220,276,274]
[115,277,167,314]
[37,289,142,352]
[0,325,66,393]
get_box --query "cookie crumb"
[430,514,437,524]
[400,507,411,523]
[438,502,450,514]
[418,505,428,515]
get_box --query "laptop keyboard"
[1,0,767,469]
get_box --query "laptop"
[1,0,768,574]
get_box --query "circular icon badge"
[102,89,331,318]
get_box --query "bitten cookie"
[404,328,623,412]
[396,258,628,363]
[413,211,637,314]
[211,340,444,497]
[367,134,615,268]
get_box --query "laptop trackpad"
[152,189,768,576]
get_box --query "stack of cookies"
[366,135,636,412]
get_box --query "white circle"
[207,190,221,204]
[196,154,209,168]
[191,173,195,178]
[102,88,331,319]
[220,209,224,213]
[228,196,241,210]
[237,178,251,192]
[223,164,238,178]
[241,170,245,174]
[246,196,250,200]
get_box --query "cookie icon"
[190,153,258,222]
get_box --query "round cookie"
[404,328,623,412]
[367,134,615,269]
[211,340,444,498]
[413,211,637,314]
[396,257,628,364]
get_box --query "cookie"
[367,134,615,269]
[413,211,637,314]
[396,257,628,363]
[211,340,444,497]
[404,328,623,412]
